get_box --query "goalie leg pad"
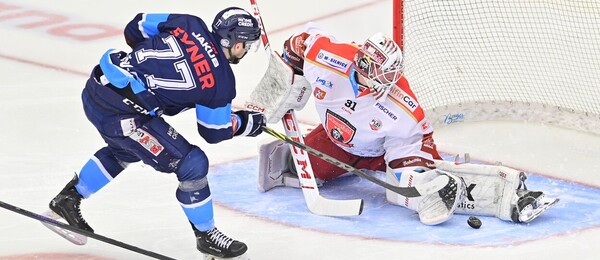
[257,137,300,192]
[386,168,466,225]
[434,160,521,220]
[433,159,558,222]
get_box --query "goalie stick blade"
[306,196,364,216]
[41,209,87,245]
[0,200,176,260]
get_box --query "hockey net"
[394,0,600,134]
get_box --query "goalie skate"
[511,190,559,223]
[41,209,87,245]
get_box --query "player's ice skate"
[42,174,92,245]
[41,209,88,245]
[194,226,249,260]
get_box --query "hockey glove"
[233,110,266,137]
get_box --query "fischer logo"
[374,102,398,120]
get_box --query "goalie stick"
[249,0,363,216]
[0,200,176,260]
[262,123,450,198]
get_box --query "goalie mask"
[354,32,404,99]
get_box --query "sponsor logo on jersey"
[171,27,215,90]
[192,32,219,67]
[374,102,398,121]
[389,156,435,169]
[389,87,418,112]
[167,126,179,140]
[130,128,164,156]
[313,87,326,100]
[315,50,350,73]
[315,77,334,88]
[370,118,382,131]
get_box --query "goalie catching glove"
[246,51,311,124]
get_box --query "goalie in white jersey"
[252,22,557,225]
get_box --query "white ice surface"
[1,1,599,259]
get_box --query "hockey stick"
[0,200,176,260]
[249,0,363,216]
[262,124,450,198]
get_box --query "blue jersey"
[98,13,236,144]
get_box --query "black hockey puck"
[467,216,482,229]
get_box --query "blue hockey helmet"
[212,7,261,50]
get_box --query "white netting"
[399,0,600,134]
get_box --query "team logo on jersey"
[369,118,382,131]
[316,50,351,73]
[130,128,164,156]
[313,87,326,100]
[325,109,355,147]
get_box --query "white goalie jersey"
[300,25,438,164]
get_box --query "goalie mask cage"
[393,0,600,135]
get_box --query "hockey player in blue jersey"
[46,7,264,259]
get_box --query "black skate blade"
[41,209,87,245]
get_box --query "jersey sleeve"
[195,101,236,144]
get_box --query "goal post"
[394,0,600,135]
